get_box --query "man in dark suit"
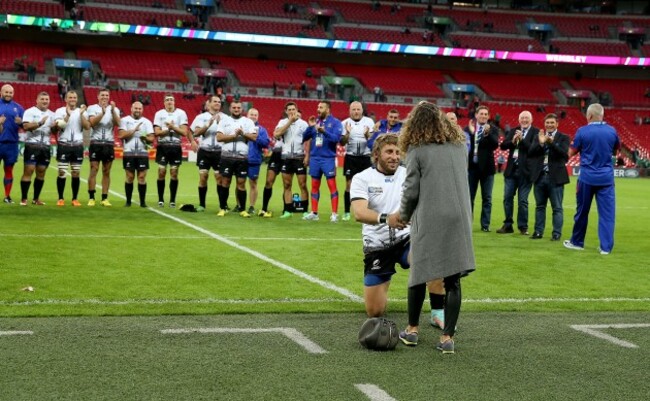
[497,111,538,235]
[528,113,570,240]
[464,105,500,232]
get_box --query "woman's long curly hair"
[399,101,465,154]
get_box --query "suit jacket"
[500,125,539,180]
[528,130,570,185]
[464,122,499,178]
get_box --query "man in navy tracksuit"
[564,103,620,255]
[302,100,343,222]
[246,108,269,215]
[0,84,25,204]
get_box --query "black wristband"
[379,213,387,224]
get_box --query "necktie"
[473,126,483,163]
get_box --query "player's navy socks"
[199,186,207,208]
[33,178,44,200]
[157,179,165,202]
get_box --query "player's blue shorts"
[248,163,261,180]
[309,157,336,179]
[0,142,19,166]
[363,239,410,286]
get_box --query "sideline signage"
[568,166,641,178]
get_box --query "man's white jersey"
[218,115,255,158]
[120,116,154,156]
[154,108,188,145]
[350,165,409,253]
[190,111,227,151]
[276,118,308,159]
[23,107,54,146]
[87,104,120,144]
[342,116,374,156]
[54,107,85,145]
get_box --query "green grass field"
[1,161,648,400]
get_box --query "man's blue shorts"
[248,163,261,180]
[309,157,336,179]
[0,142,19,166]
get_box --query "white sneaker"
[597,247,610,255]
[563,240,584,251]
[342,212,351,221]
[330,213,338,223]
[303,212,319,221]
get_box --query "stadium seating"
[450,72,561,103]
[81,5,195,27]
[333,26,446,46]
[209,17,328,38]
[531,14,631,39]
[213,56,324,90]
[331,64,446,97]
[550,40,631,57]
[8,82,66,112]
[317,0,421,27]
[92,0,177,8]
[431,7,526,35]
[0,42,64,73]
[568,78,650,108]
[449,34,545,53]
[76,49,200,82]
[0,0,65,18]
[220,0,314,18]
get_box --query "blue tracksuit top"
[367,120,402,150]
[303,114,342,158]
[0,99,25,143]
[247,123,270,165]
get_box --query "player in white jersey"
[215,101,257,217]
[190,95,227,211]
[52,90,90,207]
[153,94,191,208]
[350,134,409,317]
[341,101,374,222]
[86,88,120,207]
[274,101,310,218]
[19,91,54,206]
[118,101,154,207]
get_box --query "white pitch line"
[354,384,398,401]
[570,323,650,348]
[2,297,648,307]
[47,169,363,303]
[0,233,359,242]
[0,331,33,336]
[147,207,363,302]
[160,327,327,354]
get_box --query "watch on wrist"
[379,213,387,224]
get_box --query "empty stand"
[550,40,631,57]
[81,5,195,27]
[221,0,314,18]
[568,78,650,108]
[532,15,630,38]
[209,17,327,38]
[451,72,560,103]
[92,0,177,8]
[0,0,65,18]
[318,0,421,27]
[0,42,64,73]
[333,26,445,46]
[432,6,526,35]
[332,64,446,97]
[8,82,66,112]
[76,49,200,82]
[449,34,545,53]
[213,56,323,90]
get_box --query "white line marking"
[570,323,650,348]
[0,331,33,336]
[48,168,363,303]
[0,233,359,242]
[2,297,648,307]
[161,327,327,354]
[354,384,398,401]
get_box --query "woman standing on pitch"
[388,101,476,354]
